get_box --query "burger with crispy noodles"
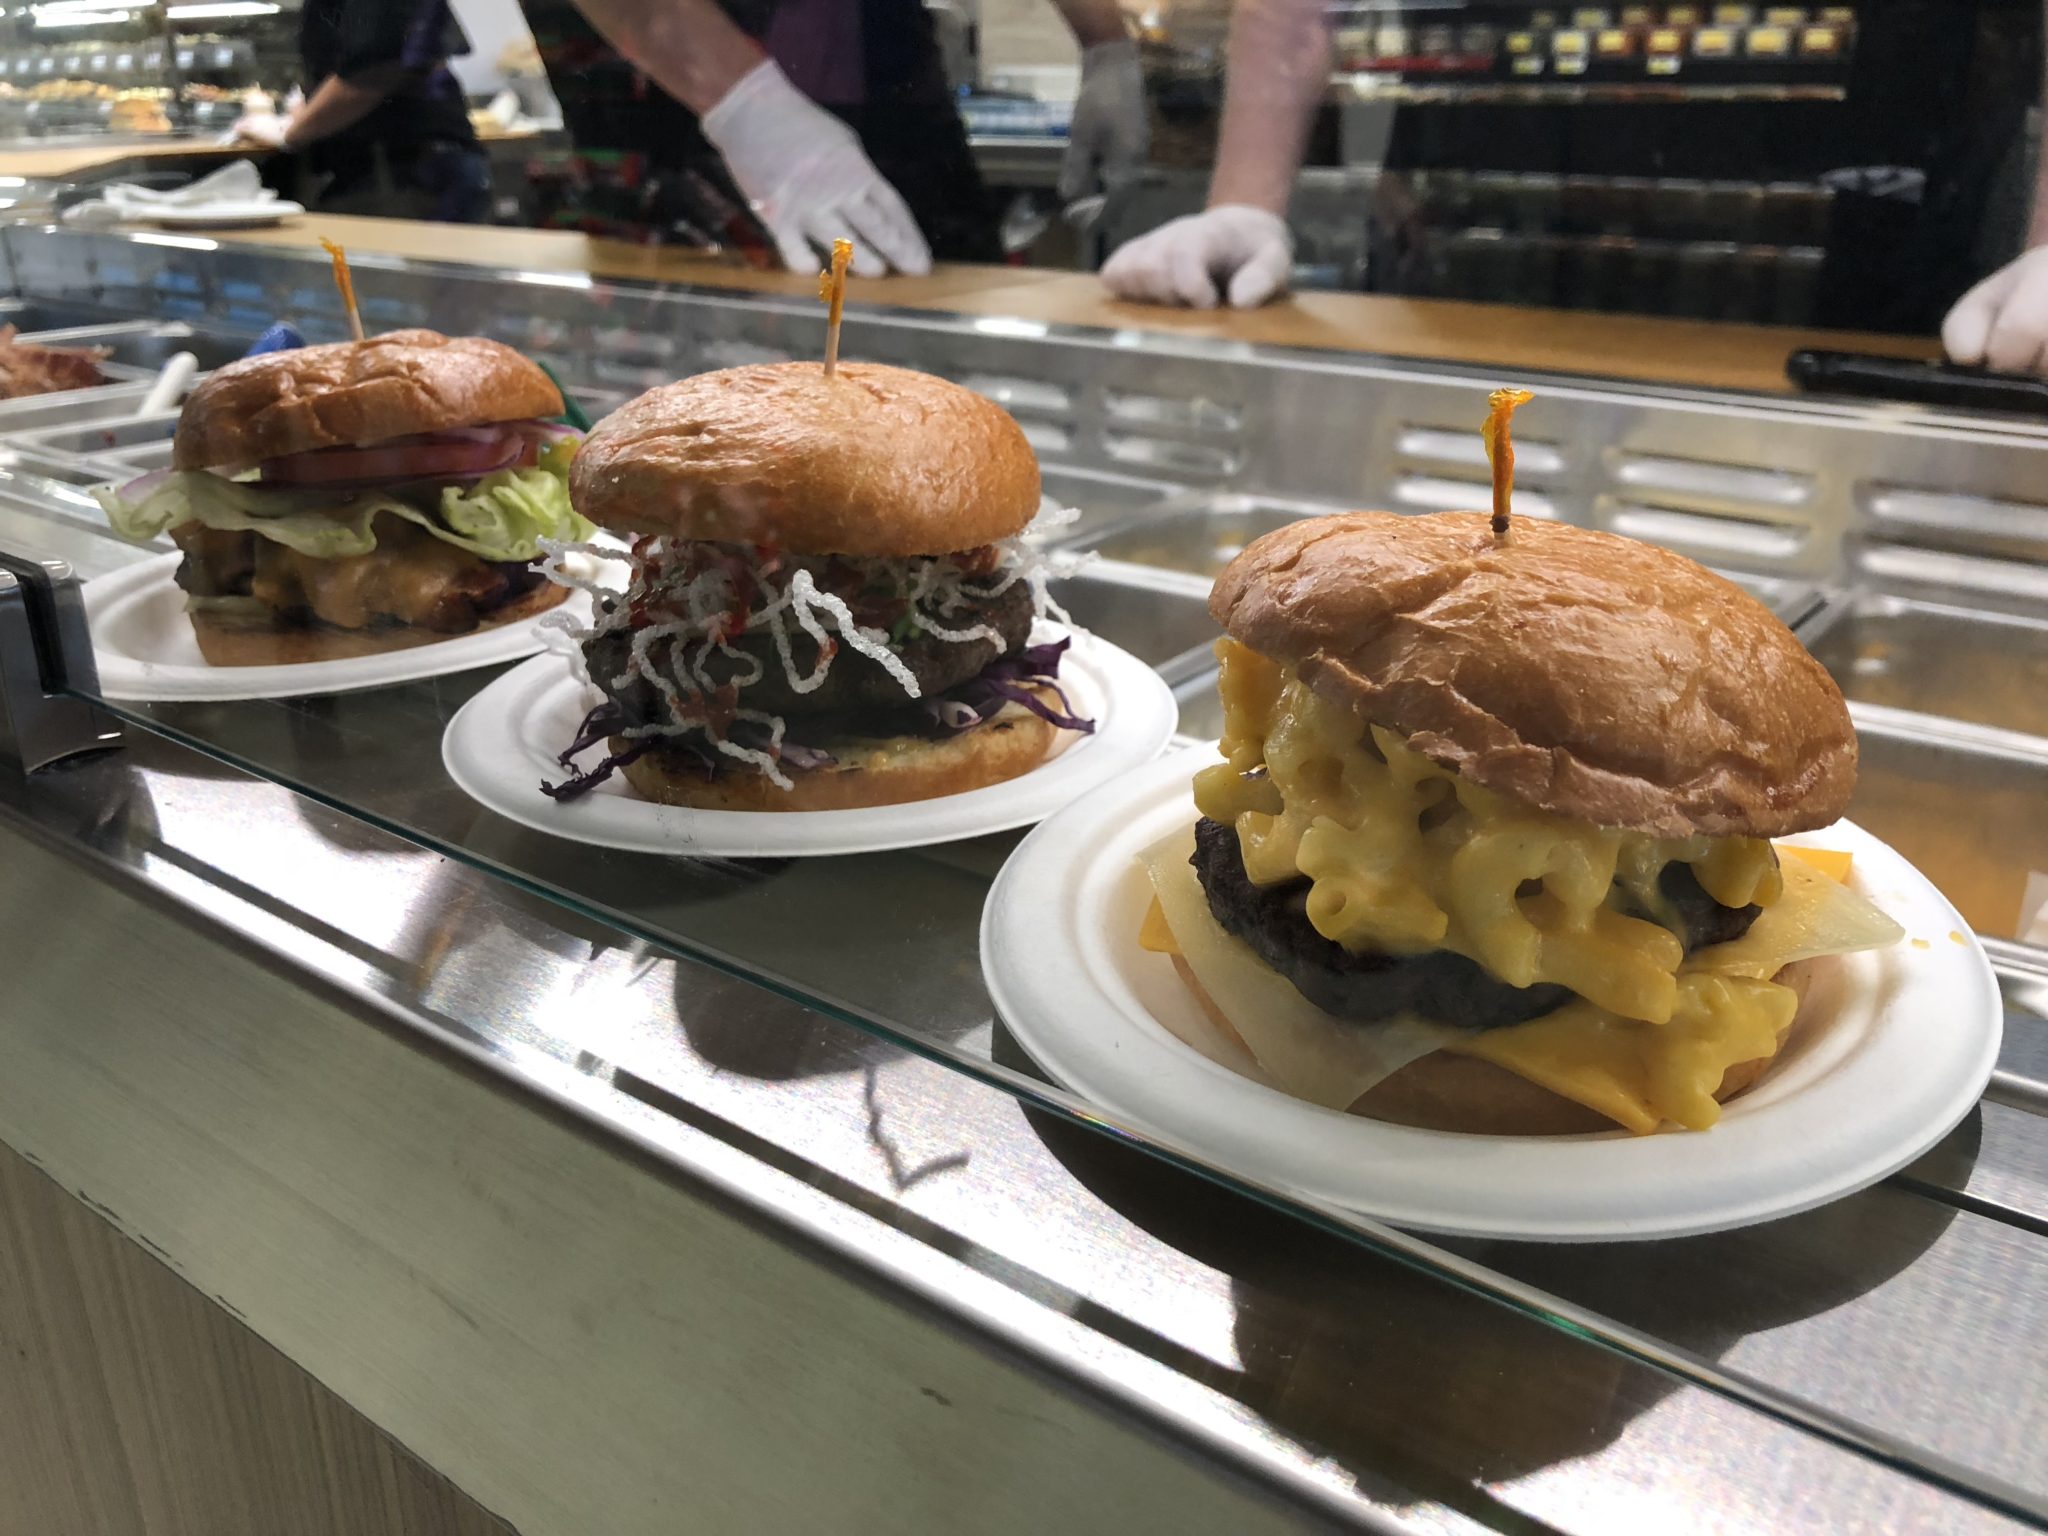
[540,360,1092,811]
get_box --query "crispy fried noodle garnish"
[537,506,1089,796]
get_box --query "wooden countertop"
[0,136,248,181]
[0,127,538,184]
[205,211,1939,395]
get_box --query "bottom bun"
[617,705,1060,813]
[1174,956,1816,1137]
[188,581,566,668]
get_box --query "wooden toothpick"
[818,237,852,378]
[320,237,365,342]
[1482,387,1534,541]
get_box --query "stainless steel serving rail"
[1,225,2046,1534]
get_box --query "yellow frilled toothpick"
[1481,386,1534,541]
[320,237,365,342]
[817,237,852,378]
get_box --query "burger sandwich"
[95,329,589,664]
[540,360,1092,810]
[1140,511,1906,1136]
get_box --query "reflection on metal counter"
[4,716,2044,1533]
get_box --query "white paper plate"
[83,550,596,701]
[982,750,2002,1243]
[441,630,1177,857]
[137,200,304,227]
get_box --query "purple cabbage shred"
[542,699,840,801]
[540,699,651,801]
[780,741,838,770]
[922,637,1095,735]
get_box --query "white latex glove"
[702,59,931,278]
[1099,205,1293,309]
[232,112,290,150]
[1944,246,2048,375]
[1059,40,1150,202]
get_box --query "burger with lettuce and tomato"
[94,329,591,665]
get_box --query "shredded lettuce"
[434,468,591,559]
[93,464,592,563]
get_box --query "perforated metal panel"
[15,225,2048,606]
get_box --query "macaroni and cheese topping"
[1145,831,1903,1133]
[1192,638,1782,1025]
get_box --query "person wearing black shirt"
[518,0,1147,274]
[233,0,490,224]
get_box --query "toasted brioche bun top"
[568,362,1041,557]
[173,330,562,471]
[1209,511,1855,838]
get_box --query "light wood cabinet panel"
[0,1139,513,1536]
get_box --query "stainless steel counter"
[1,225,2046,1533]
[971,133,1067,190]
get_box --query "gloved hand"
[1099,204,1293,309]
[1058,40,1150,202]
[232,113,291,151]
[1943,246,2048,375]
[702,59,931,278]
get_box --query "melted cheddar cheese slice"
[1448,855,1899,1131]
[1141,831,1902,1133]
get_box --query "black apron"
[1814,0,2037,330]
[519,0,999,261]
[297,0,486,220]
[1368,0,2037,334]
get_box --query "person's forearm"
[569,0,764,115]
[1049,0,1131,49]
[1206,0,1331,216]
[285,67,405,147]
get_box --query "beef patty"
[172,520,546,633]
[584,577,1035,723]
[1190,816,1767,1031]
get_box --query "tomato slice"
[259,428,522,486]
